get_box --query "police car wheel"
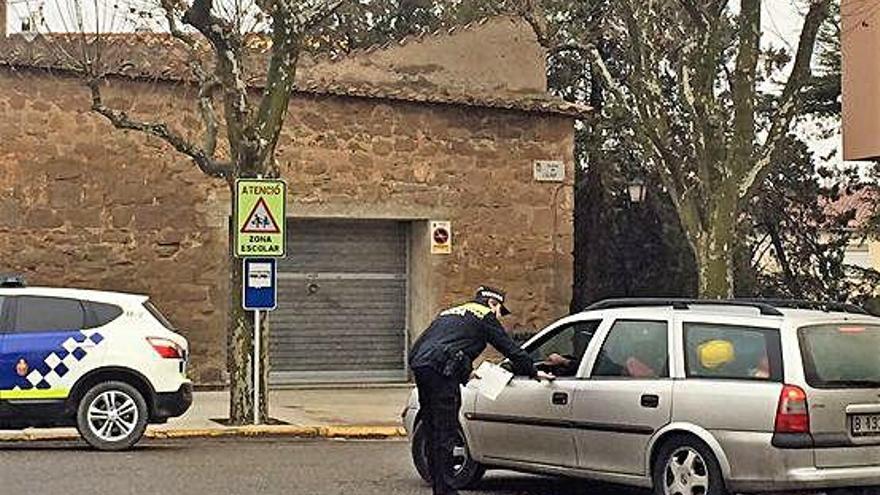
[76,381,149,451]
[411,421,486,489]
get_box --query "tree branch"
[738,0,832,200]
[676,0,708,31]
[548,42,592,58]
[198,79,223,157]
[183,0,251,162]
[160,0,223,160]
[588,45,702,238]
[88,79,232,178]
[516,0,553,48]
[729,0,760,181]
[299,0,347,33]
[683,2,731,195]
[253,0,345,170]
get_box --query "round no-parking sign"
[431,221,452,255]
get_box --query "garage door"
[270,219,408,384]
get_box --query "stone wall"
[0,69,574,384]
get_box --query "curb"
[0,425,407,443]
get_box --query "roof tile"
[0,16,590,118]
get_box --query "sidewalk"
[0,386,415,442]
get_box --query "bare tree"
[3,0,344,423]
[521,0,833,298]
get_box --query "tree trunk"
[692,191,738,299]
[694,232,734,299]
[227,187,270,425]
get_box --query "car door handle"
[641,394,660,409]
[552,392,568,406]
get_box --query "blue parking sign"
[243,258,277,311]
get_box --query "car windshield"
[799,324,880,389]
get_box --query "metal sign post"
[254,309,260,425]
[243,258,278,426]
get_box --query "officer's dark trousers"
[413,366,461,495]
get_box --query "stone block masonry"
[0,70,574,384]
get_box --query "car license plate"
[851,414,880,436]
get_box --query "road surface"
[0,437,648,495]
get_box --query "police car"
[0,277,192,450]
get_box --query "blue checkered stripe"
[5,330,105,392]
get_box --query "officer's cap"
[475,286,511,316]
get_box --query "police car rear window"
[84,301,123,329]
[144,301,175,330]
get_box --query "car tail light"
[775,384,810,433]
[147,337,183,359]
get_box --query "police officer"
[409,286,554,495]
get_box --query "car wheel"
[411,420,486,489]
[652,436,728,495]
[411,420,432,482]
[76,381,149,451]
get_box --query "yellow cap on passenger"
[697,340,735,369]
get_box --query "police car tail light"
[147,337,184,359]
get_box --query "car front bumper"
[152,382,193,421]
[402,406,418,436]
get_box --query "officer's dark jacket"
[409,302,536,383]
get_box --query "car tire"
[76,381,149,451]
[411,420,432,482]
[652,436,728,495]
[411,420,486,489]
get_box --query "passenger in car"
[591,351,661,378]
[750,355,771,379]
[541,330,594,377]
[625,356,658,377]
[543,352,579,376]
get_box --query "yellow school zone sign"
[236,179,287,257]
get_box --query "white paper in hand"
[472,362,514,401]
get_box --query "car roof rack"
[0,274,26,288]
[734,298,868,315]
[584,298,784,316]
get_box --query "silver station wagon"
[402,299,880,495]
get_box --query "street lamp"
[627,177,647,204]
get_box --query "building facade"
[0,17,584,384]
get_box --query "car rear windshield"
[144,301,175,330]
[799,324,880,389]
